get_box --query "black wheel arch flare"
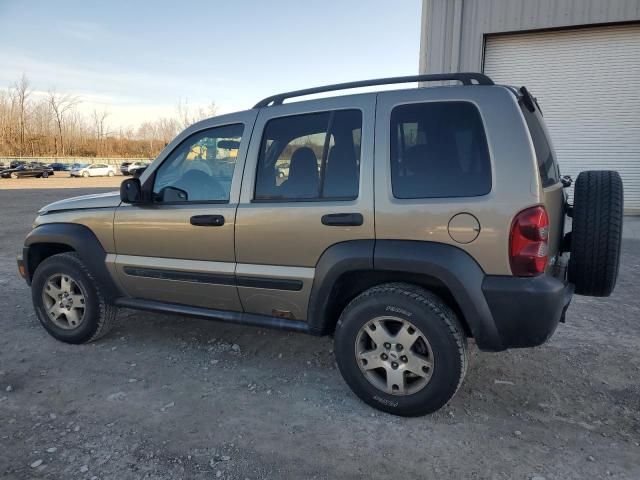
[23,223,122,301]
[307,239,504,350]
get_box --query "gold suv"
[18,74,623,416]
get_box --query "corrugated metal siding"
[420,0,640,73]
[484,24,640,212]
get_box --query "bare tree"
[92,108,109,156]
[48,90,80,156]
[176,99,217,130]
[0,74,217,159]
[13,74,31,156]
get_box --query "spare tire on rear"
[568,170,623,297]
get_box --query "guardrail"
[0,157,153,166]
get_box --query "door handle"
[190,215,225,227]
[321,213,364,226]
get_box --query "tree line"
[0,74,217,158]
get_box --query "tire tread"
[336,282,468,413]
[569,171,623,296]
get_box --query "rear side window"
[390,102,491,199]
[522,108,560,187]
[255,109,362,201]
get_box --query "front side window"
[390,102,491,199]
[153,124,243,203]
[255,109,362,201]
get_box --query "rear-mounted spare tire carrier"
[568,170,623,297]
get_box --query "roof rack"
[253,72,494,108]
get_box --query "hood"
[39,191,121,214]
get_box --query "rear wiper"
[519,86,542,115]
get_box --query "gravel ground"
[1,187,639,480]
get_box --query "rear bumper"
[482,274,573,349]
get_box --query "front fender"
[23,223,122,301]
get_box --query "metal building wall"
[419,0,640,74]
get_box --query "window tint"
[255,110,361,201]
[153,124,243,203]
[522,107,560,187]
[390,102,491,199]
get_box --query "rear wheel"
[107,170,115,177]
[568,170,623,296]
[334,283,467,416]
[10,172,18,179]
[32,252,117,343]
[41,171,49,178]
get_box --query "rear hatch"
[518,88,566,272]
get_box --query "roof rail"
[253,72,494,108]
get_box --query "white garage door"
[484,24,640,213]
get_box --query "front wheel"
[107,170,115,177]
[41,171,49,178]
[334,283,467,416]
[31,252,117,344]
[10,172,18,179]
[82,171,89,177]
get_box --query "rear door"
[235,95,375,320]
[113,111,258,310]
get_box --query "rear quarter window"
[521,107,560,187]
[390,101,491,199]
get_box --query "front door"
[113,111,257,310]
[235,95,376,320]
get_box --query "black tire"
[334,283,467,416]
[41,171,49,178]
[31,252,117,344]
[568,170,623,297]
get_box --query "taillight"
[509,206,549,277]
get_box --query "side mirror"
[120,178,143,204]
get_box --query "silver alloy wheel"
[355,316,434,396]
[41,273,87,330]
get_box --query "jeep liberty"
[18,73,623,416]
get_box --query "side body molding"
[374,240,503,351]
[23,223,122,300]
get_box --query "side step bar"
[115,298,316,334]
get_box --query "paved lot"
[0,186,639,480]
[0,174,124,190]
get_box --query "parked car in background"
[127,161,150,177]
[70,163,116,177]
[48,163,72,171]
[9,160,27,169]
[120,162,132,175]
[121,161,149,175]
[1,163,54,178]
